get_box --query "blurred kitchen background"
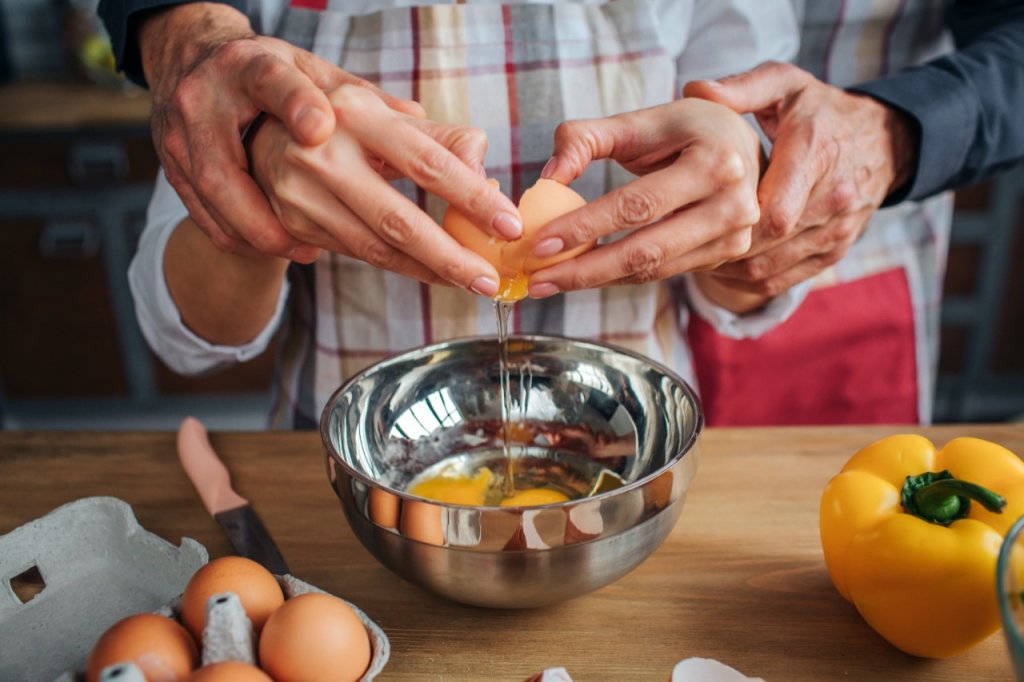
[0,0,1021,430]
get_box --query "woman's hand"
[526,98,762,299]
[248,84,524,297]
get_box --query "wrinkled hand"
[526,98,762,298]
[248,84,524,296]
[138,3,427,263]
[684,61,918,297]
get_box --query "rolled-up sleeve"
[683,275,812,340]
[128,169,289,375]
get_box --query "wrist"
[693,272,771,315]
[138,2,253,90]
[884,105,918,197]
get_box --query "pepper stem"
[901,470,1006,525]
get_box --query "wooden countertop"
[0,81,151,131]
[1,424,1019,681]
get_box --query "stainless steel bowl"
[321,335,702,608]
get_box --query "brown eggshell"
[442,178,591,279]
[86,613,198,682]
[399,499,445,546]
[180,556,285,641]
[258,593,371,682]
[369,488,401,530]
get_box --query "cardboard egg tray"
[0,497,389,681]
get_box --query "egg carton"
[0,496,388,681]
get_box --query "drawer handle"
[68,141,128,184]
[39,221,100,260]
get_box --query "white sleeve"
[673,0,799,87]
[128,169,290,376]
[683,274,811,340]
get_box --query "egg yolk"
[499,488,570,507]
[408,467,571,507]
[408,468,493,505]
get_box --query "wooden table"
[1,425,1019,681]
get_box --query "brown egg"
[180,557,285,641]
[399,499,445,545]
[368,487,401,529]
[258,593,372,682]
[86,613,198,682]
[186,661,272,681]
[443,178,592,300]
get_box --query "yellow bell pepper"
[820,434,1024,658]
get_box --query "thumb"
[683,61,810,114]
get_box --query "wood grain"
[1,425,1020,681]
[0,82,151,131]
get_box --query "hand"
[684,61,918,297]
[138,2,426,264]
[247,84,523,296]
[525,98,761,298]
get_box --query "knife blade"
[176,416,290,575]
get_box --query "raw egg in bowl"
[321,335,703,608]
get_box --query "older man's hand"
[684,61,918,297]
[138,2,428,264]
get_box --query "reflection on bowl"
[321,335,703,608]
[998,514,1024,680]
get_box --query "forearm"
[165,218,289,346]
[692,273,771,315]
[851,0,1024,202]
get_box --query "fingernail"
[529,282,560,299]
[474,161,487,178]
[493,212,523,240]
[470,276,499,297]
[704,80,723,89]
[533,237,564,258]
[295,105,328,140]
[541,157,559,179]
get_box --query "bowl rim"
[320,333,704,511]
[998,513,1024,654]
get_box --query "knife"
[176,416,290,575]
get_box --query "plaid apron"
[268,1,687,428]
[266,0,951,429]
[688,0,953,425]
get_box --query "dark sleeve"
[849,0,1024,204]
[97,0,248,88]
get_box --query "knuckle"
[440,258,467,285]
[330,83,371,119]
[726,229,753,259]
[248,228,292,256]
[712,150,747,185]
[730,193,761,227]
[614,188,662,227]
[739,257,770,282]
[362,241,398,270]
[171,78,202,117]
[624,242,668,280]
[194,163,226,196]
[827,181,857,215]
[407,147,452,185]
[377,209,417,246]
[568,219,595,248]
[216,39,255,68]
[765,204,796,239]
[566,269,594,292]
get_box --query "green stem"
[901,470,1006,525]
